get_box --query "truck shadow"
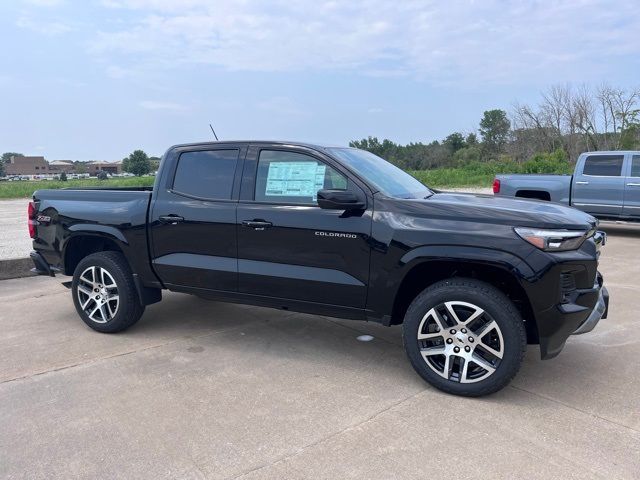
[134,292,598,405]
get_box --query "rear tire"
[402,278,526,397]
[72,251,144,333]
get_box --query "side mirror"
[317,189,365,211]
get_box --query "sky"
[1,0,639,160]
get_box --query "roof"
[168,140,349,152]
[582,151,640,155]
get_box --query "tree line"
[351,83,640,171]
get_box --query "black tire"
[402,278,526,397]
[71,251,145,333]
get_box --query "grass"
[0,176,155,199]
[410,168,496,189]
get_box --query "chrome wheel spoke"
[444,302,463,325]
[478,342,503,359]
[417,330,443,341]
[77,285,93,297]
[460,358,469,382]
[77,265,119,324]
[416,300,504,384]
[470,354,496,375]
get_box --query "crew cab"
[29,141,609,396]
[494,151,640,221]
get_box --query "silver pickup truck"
[494,151,640,221]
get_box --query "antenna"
[209,124,219,141]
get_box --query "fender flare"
[399,244,535,279]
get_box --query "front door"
[236,146,372,309]
[150,146,244,291]
[623,154,640,218]
[571,153,625,216]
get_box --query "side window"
[582,155,624,177]
[172,149,238,200]
[631,155,640,177]
[254,150,347,205]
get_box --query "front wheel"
[72,251,145,333]
[402,278,526,397]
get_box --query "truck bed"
[32,187,153,278]
[495,174,572,204]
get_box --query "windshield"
[328,147,432,199]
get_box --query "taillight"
[28,201,37,239]
[492,178,501,194]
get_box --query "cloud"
[139,100,188,111]
[23,0,65,6]
[16,16,71,35]
[89,0,640,85]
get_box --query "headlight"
[514,227,590,252]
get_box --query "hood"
[392,192,596,231]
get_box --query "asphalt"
[1,224,639,479]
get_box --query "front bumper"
[572,285,608,335]
[534,271,608,359]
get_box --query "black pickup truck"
[29,141,609,396]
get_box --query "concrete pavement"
[0,225,639,479]
[0,198,30,261]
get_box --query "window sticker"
[265,162,326,200]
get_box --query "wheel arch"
[390,254,539,344]
[63,233,127,276]
[515,190,551,201]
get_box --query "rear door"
[623,154,640,218]
[150,145,245,291]
[236,145,372,309]
[571,153,625,216]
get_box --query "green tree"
[1,152,24,177]
[122,149,151,176]
[479,109,511,156]
[465,133,478,146]
[60,172,68,181]
[443,132,466,153]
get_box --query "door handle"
[575,181,589,185]
[159,215,184,224]
[627,183,640,187]
[241,220,273,230]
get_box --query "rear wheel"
[72,251,144,333]
[402,278,526,397]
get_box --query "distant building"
[48,160,76,174]
[3,156,122,176]
[87,161,123,175]
[5,156,49,176]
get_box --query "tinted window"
[328,148,432,199]
[173,150,238,199]
[255,150,347,204]
[582,155,624,176]
[631,155,640,177]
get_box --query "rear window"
[172,150,238,200]
[631,155,640,177]
[582,155,624,176]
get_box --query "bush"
[60,172,67,181]
[97,171,108,180]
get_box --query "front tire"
[72,251,144,333]
[402,278,526,397]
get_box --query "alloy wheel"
[417,301,504,383]
[76,266,120,323]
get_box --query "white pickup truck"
[493,151,640,221]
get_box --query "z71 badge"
[37,215,51,223]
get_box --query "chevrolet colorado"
[494,150,640,221]
[29,141,609,396]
